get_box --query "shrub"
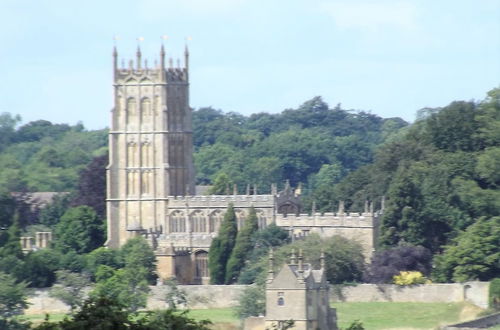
[393,271,431,285]
[490,278,500,310]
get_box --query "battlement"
[275,212,376,228]
[113,44,189,83]
[167,194,275,208]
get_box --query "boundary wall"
[25,282,489,315]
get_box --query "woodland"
[0,88,498,326]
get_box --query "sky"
[1,0,499,130]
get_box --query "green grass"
[187,308,237,324]
[332,302,468,330]
[21,302,483,329]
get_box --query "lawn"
[22,302,483,329]
[331,302,472,329]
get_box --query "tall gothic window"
[256,210,267,229]
[209,210,222,233]
[141,142,151,167]
[190,211,206,233]
[194,250,209,278]
[141,98,151,130]
[235,210,245,230]
[169,211,185,232]
[127,142,138,167]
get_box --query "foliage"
[38,193,71,228]
[0,216,23,259]
[71,153,107,219]
[0,272,29,320]
[238,223,290,284]
[489,278,500,310]
[0,191,17,230]
[54,206,104,254]
[21,249,62,287]
[208,204,237,284]
[241,234,365,286]
[119,237,157,284]
[136,309,212,330]
[393,271,430,285]
[163,278,187,310]
[0,119,107,192]
[365,245,432,283]
[207,172,233,195]
[433,217,500,282]
[90,266,150,313]
[234,285,265,319]
[344,320,365,330]
[49,270,90,312]
[225,207,259,284]
[84,247,121,280]
[33,296,212,330]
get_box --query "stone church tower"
[106,45,195,248]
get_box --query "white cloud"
[320,1,419,33]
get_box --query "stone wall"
[330,282,490,308]
[25,282,490,315]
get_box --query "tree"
[234,285,265,319]
[207,172,233,195]
[21,249,62,288]
[0,272,29,320]
[49,270,90,312]
[225,207,259,284]
[72,153,107,219]
[119,237,157,284]
[365,245,432,284]
[54,206,104,254]
[85,247,121,280]
[433,217,500,282]
[208,204,238,284]
[39,193,71,228]
[90,266,150,313]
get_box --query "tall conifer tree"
[208,203,237,284]
[225,207,259,284]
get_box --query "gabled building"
[265,250,338,330]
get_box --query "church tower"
[106,45,195,248]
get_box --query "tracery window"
[169,211,185,232]
[190,211,206,232]
[209,210,222,233]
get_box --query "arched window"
[277,297,285,306]
[190,211,206,232]
[141,98,151,130]
[127,98,137,117]
[194,250,209,278]
[235,210,245,230]
[169,211,185,232]
[256,210,267,229]
[209,210,222,233]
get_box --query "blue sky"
[1,0,499,129]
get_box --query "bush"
[393,271,430,286]
[365,245,432,283]
[490,278,500,310]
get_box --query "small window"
[277,297,285,306]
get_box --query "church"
[106,45,379,284]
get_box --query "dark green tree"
[208,204,237,284]
[225,207,259,284]
[54,206,104,254]
[0,271,29,320]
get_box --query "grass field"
[23,302,486,329]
